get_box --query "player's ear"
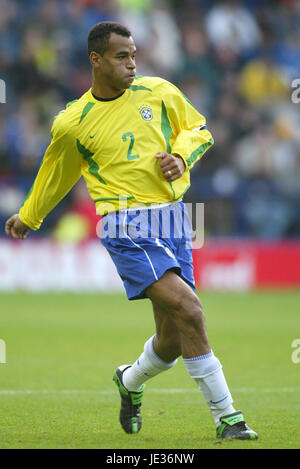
[89,51,101,67]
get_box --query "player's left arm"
[156,82,214,181]
[155,151,186,183]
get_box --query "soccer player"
[5,22,257,440]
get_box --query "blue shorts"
[100,201,195,300]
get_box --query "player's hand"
[156,152,186,182]
[5,214,30,240]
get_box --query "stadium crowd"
[0,0,299,239]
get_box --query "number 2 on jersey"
[122,132,140,161]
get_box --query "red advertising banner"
[1,239,299,291]
[193,241,300,290]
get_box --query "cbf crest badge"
[139,105,153,122]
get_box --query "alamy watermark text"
[291,339,300,364]
[291,79,300,104]
[0,339,6,364]
[0,79,6,103]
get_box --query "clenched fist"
[5,214,30,240]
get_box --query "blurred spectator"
[205,0,262,57]
[238,55,289,105]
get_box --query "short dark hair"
[87,22,131,56]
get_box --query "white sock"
[183,351,236,426]
[122,335,177,391]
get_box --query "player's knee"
[171,292,204,328]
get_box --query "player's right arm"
[5,214,30,240]
[5,117,82,239]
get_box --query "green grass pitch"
[0,290,299,449]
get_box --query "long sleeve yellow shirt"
[19,76,213,230]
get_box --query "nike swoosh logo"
[210,395,228,405]
[90,132,98,138]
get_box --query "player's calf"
[146,271,210,357]
[152,303,182,362]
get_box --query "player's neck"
[91,77,125,100]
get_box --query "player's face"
[98,33,136,91]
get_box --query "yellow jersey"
[19,76,214,230]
